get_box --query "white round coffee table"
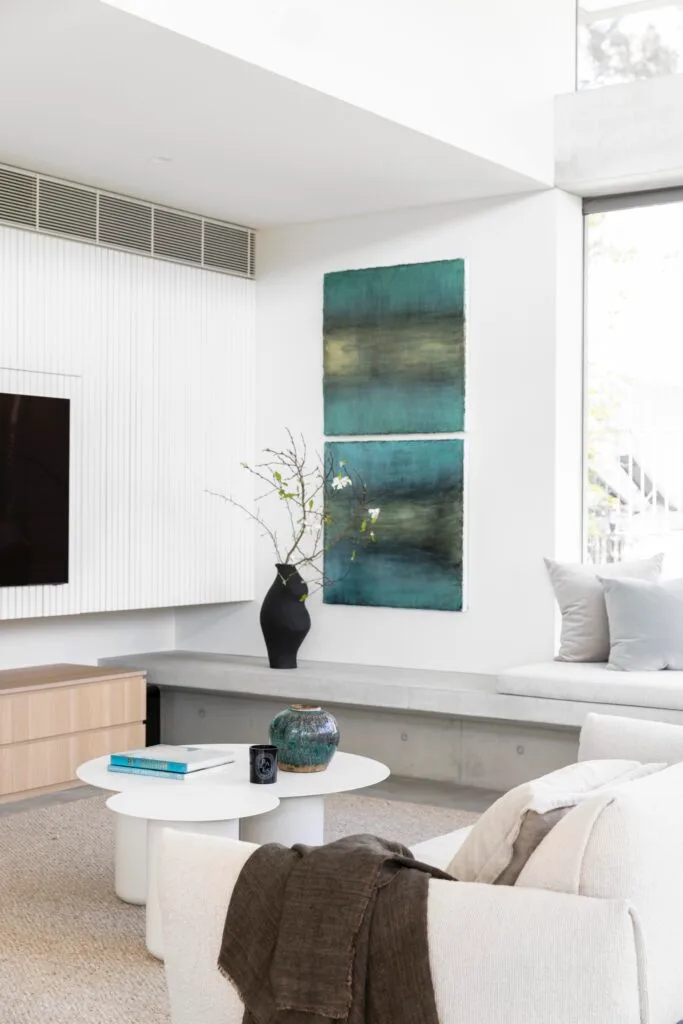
[234,748,390,847]
[78,745,389,903]
[106,786,279,961]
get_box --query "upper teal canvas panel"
[323,259,466,436]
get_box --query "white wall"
[0,225,255,621]
[176,190,584,674]
[0,608,174,671]
[105,0,576,184]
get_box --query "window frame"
[576,0,683,91]
[582,186,683,562]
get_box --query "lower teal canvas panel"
[323,439,464,612]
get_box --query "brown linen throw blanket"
[218,833,454,1024]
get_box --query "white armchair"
[159,713,683,1024]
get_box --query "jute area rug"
[0,790,479,1024]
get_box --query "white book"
[109,744,234,774]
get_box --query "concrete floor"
[0,785,100,818]
[0,777,500,819]
[368,775,500,812]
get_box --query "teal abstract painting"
[323,259,466,436]
[324,439,464,611]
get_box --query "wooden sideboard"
[0,663,146,801]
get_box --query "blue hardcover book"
[109,744,234,774]
[107,764,186,780]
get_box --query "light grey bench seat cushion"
[498,661,683,711]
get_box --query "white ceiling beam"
[556,73,683,197]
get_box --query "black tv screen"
[0,393,70,587]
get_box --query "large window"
[578,1,683,89]
[584,194,683,570]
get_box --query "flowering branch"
[208,430,380,592]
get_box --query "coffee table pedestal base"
[114,814,148,905]
[240,795,324,846]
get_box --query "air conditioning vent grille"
[204,220,250,276]
[39,179,97,240]
[248,233,256,278]
[99,194,152,253]
[0,163,255,278]
[0,167,37,227]
[154,208,202,264]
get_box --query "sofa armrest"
[428,880,643,1024]
[159,829,257,1024]
[159,830,644,1024]
[579,711,683,763]
[411,824,473,869]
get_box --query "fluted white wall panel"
[0,225,255,619]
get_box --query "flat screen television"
[0,392,70,587]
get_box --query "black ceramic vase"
[260,564,311,669]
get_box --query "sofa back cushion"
[516,762,683,1024]
[579,712,683,764]
[446,759,662,885]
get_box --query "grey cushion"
[544,554,664,662]
[601,576,683,671]
[494,807,571,885]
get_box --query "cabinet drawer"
[0,675,146,745]
[0,723,145,796]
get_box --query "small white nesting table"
[106,786,279,961]
[78,744,389,904]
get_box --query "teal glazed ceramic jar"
[269,704,340,773]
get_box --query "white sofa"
[159,712,683,1024]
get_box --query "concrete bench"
[99,651,683,791]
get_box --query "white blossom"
[368,508,380,522]
[331,475,352,490]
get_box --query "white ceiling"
[0,0,544,228]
